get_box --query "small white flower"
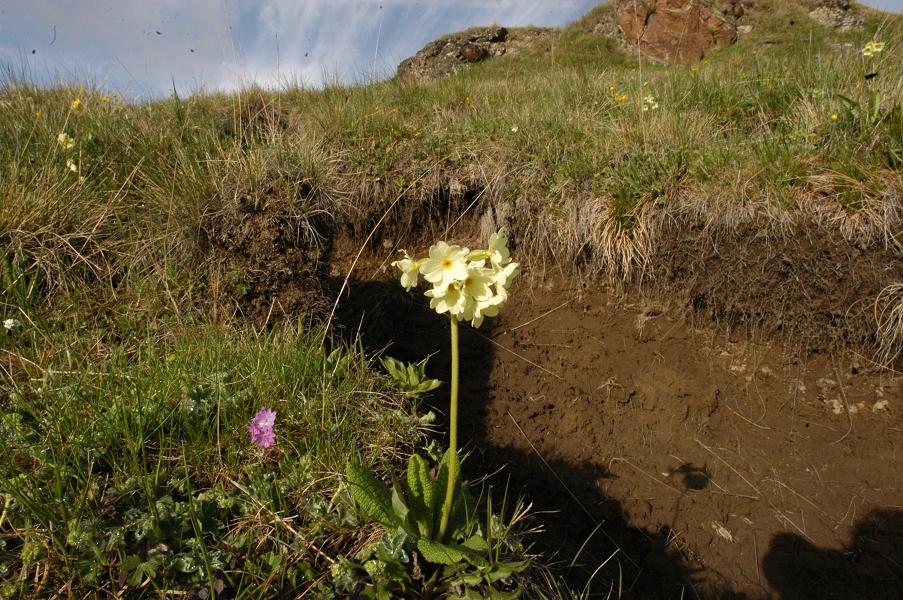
[510,126,518,133]
[3,318,21,331]
[66,158,78,173]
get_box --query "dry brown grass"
[875,283,903,367]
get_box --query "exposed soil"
[651,221,903,353]
[203,180,332,322]
[331,242,903,599]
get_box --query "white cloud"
[0,0,597,96]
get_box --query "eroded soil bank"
[333,252,903,599]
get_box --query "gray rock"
[397,26,552,82]
[808,5,864,30]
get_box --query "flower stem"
[439,315,459,540]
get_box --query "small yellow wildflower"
[614,94,628,102]
[34,111,42,118]
[57,132,75,150]
[609,85,616,92]
[831,113,838,122]
[71,98,81,110]
[862,40,885,57]
[703,59,710,65]
[100,96,110,103]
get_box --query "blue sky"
[0,0,898,98]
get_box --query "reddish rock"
[617,0,741,63]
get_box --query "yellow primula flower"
[392,230,518,328]
[862,41,885,58]
[420,241,470,291]
[71,98,81,110]
[425,281,470,317]
[391,251,422,291]
[487,230,512,268]
[831,113,838,122]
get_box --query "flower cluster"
[392,230,518,328]
[642,94,659,112]
[247,407,277,448]
[3,318,21,331]
[862,40,885,58]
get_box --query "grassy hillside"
[2,0,901,344]
[0,0,901,595]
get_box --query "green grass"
[2,2,900,286]
[0,0,901,595]
[1,318,423,596]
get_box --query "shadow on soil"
[333,276,903,599]
[762,509,903,600]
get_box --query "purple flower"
[247,407,277,448]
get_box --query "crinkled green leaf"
[460,534,489,553]
[431,450,478,540]
[486,589,520,599]
[432,450,456,536]
[346,463,399,529]
[449,485,478,540]
[405,454,434,538]
[390,482,410,528]
[416,538,487,567]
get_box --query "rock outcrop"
[808,0,864,30]
[397,26,551,82]
[616,0,744,63]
